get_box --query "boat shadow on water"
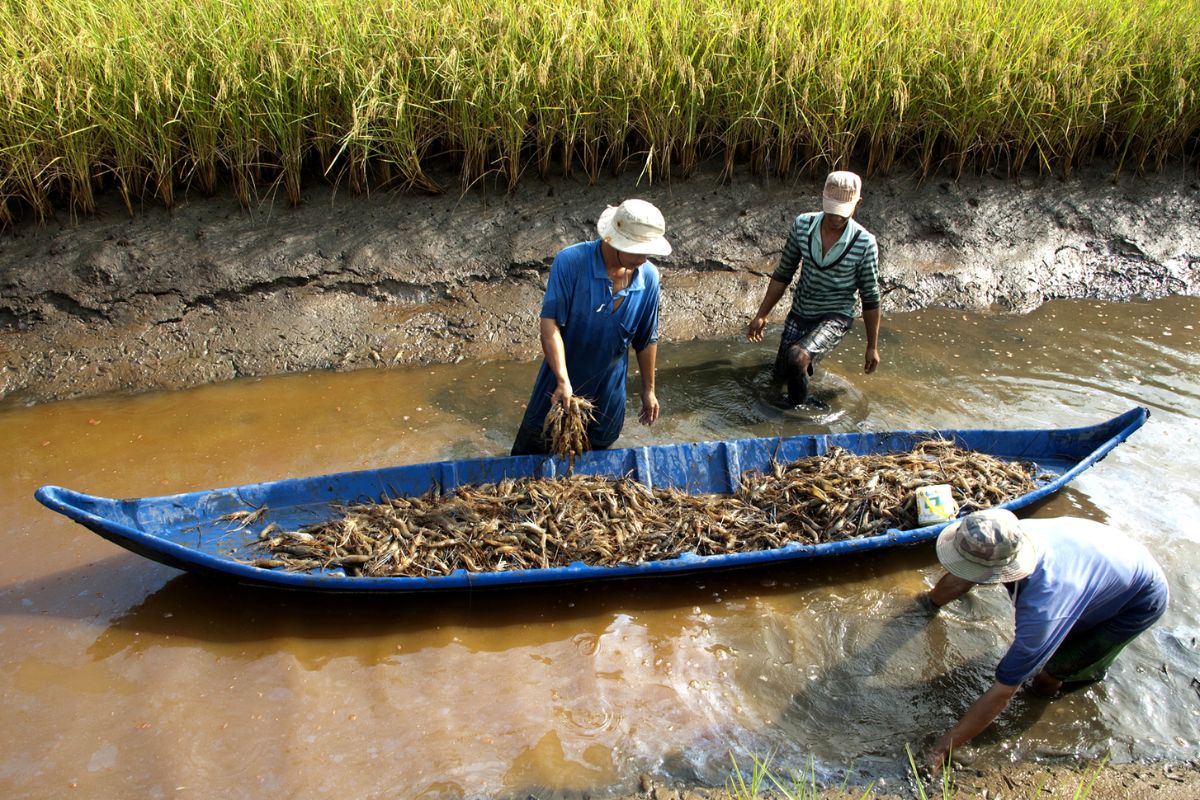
[2,545,961,661]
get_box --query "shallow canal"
[1,296,1198,798]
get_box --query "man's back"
[997,517,1167,685]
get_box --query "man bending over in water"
[918,508,1168,771]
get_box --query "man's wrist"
[916,592,942,614]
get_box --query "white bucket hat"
[597,199,672,257]
[822,171,862,217]
[935,508,1041,584]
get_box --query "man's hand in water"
[864,346,880,374]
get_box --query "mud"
[1,161,1199,405]
[624,758,1200,799]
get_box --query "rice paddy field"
[1,0,1198,223]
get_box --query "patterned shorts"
[773,313,852,381]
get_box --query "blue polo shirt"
[518,240,660,449]
[995,518,1169,686]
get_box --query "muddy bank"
[1,161,1198,405]
[622,758,1200,799]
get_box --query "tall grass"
[1,0,1197,223]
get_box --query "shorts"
[773,313,852,381]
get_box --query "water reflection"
[74,554,906,663]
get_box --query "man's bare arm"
[926,681,1020,771]
[862,307,881,374]
[747,278,790,342]
[540,317,572,405]
[636,343,659,425]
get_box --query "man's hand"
[913,591,941,617]
[925,681,1019,775]
[927,572,976,607]
[746,316,768,343]
[550,379,574,408]
[924,734,954,774]
[863,346,880,374]
[639,389,659,425]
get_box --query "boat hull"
[35,407,1149,592]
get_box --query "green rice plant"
[726,752,876,800]
[905,743,956,800]
[1066,754,1108,800]
[725,746,1105,799]
[1,0,1197,222]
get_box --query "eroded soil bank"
[1,161,1198,405]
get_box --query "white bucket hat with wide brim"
[935,508,1041,584]
[597,199,673,257]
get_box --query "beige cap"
[822,171,862,217]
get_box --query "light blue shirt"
[995,518,1168,685]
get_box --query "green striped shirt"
[771,212,880,320]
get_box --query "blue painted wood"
[34,407,1149,593]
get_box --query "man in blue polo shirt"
[511,199,671,456]
[917,509,1169,771]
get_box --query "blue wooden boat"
[35,407,1148,593]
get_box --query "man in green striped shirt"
[746,171,882,406]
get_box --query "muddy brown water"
[2,296,1198,799]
